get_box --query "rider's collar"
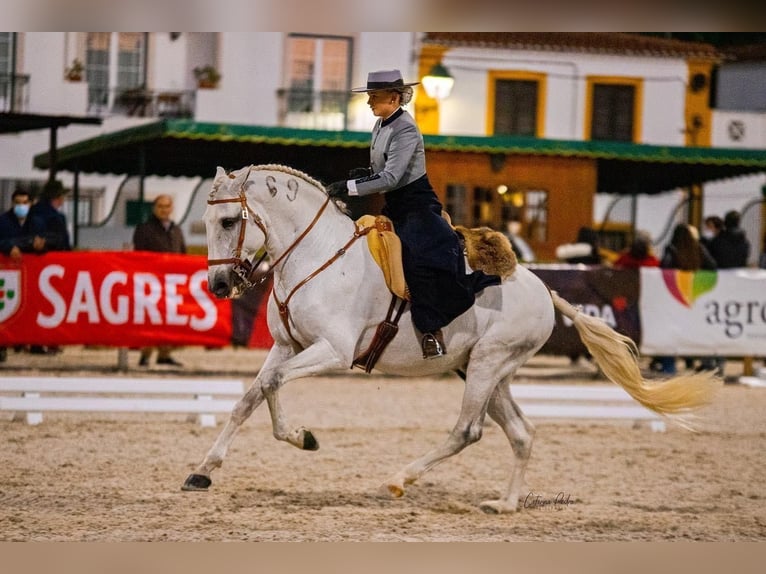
[380,107,404,128]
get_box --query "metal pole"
[72,169,79,248]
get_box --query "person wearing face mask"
[0,188,48,362]
[0,188,47,261]
[325,69,500,359]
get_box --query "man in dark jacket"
[132,194,187,367]
[709,210,751,268]
[29,180,71,252]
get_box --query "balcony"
[0,73,30,112]
[277,88,350,130]
[86,86,196,119]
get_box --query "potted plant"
[193,65,221,89]
[65,58,84,82]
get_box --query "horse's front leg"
[262,337,347,451]
[182,343,295,491]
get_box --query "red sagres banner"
[0,251,232,347]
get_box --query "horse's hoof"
[479,500,516,514]
[387,484,404,498]
[302,430,319,451]
[181,474,212,491]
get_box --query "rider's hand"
[348,167,371,180]
[326,180,348,197]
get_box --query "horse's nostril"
[212,280,230,298]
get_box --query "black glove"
[349,166,372,179]
[325,180,348,197]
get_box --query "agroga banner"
[0,252,234,347]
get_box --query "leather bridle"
[206,176,332,290]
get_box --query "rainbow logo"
[660,269,717,308]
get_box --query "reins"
[273,224,372,345]
[207,171,367,347]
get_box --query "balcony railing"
[277,88,350,130]
[87,86,196,119]
[0,73,30,112]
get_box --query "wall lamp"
[422,62,454,101]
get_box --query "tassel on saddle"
[352,295,407,373]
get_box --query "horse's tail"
[549,290,721,430]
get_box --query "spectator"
[29,180,71,252]
[0,188,47,260]
[0,188,48,362]
[132,194,187,367]
[700,215,723,251]
[28,180,72,355]
[654,223,717,375]
[555,226,603,265]
[708,210,750,268]
[502,219,536,263]
[614,230,660,269]
[660,223,717,271]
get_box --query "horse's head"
[204,165,267,298]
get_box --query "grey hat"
[351,69,419,92]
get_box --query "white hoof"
[479,499,518,514]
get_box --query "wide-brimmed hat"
[351,69,419,93]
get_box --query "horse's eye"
[221,218,238,230]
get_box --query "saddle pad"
[356,215,410,301]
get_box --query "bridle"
[206,172,332,290]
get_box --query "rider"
[326,69,500,359]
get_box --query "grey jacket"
[351,109,427,197]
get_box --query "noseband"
[207,176,331,289]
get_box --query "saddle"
[351,214,518,373]
[355,215,410,301]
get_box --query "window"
[587,78,642,142]
[282,34,351,129]
[86,33,147,112]
[445,184,467,225]
[488,71,546,137]
[524,190,548,243]
[0,33,12,74]
[494,79,538,136]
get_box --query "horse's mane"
[210,163,350,215]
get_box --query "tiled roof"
[422,33,722,59]
[723,43,766,62]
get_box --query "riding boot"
[421,329,446,359]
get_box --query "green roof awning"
[33,119,766,194]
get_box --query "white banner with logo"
[639,267,766,356]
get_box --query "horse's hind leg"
[382,344,518,499]
[479,377,535,514]
[182,343,294,491]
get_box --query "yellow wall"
[415,44,449,135]
[685,60,714,147]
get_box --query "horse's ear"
[215,166,226,181]
[231,166,251,190]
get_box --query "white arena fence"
[0,377,245,427]
[0,377,665,431]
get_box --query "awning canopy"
[0,111,102,134]
[32,119,766,194]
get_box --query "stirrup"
[422,332,445,359]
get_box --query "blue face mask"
[13,203,30,218]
